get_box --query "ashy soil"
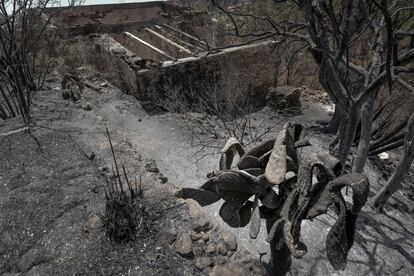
[1,69,413,275]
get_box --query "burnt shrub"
[102,178,145,243]
[100,128,146,243]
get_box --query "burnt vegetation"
[100,128,146,243]
[177,123,370,275]
[0,0,413,275]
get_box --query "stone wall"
[93,34,280,109]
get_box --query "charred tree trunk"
[354,93,376,173]
[325,106,341,134]
[332,105,360,167]
[373,114,414,211]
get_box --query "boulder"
[220,230,237,252]
[195,256,213,270]
[175,232,194,258]
[266,86,302,113]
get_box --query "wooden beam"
[145,28,193,55]
[123,31,176,61]
[161,24,208,49]
[154,25,205,52]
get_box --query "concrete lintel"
[145,28,194,55]
[162,40,279,67]
[124,31,176,61]
[162,24,208,49]
[154,25,205,53]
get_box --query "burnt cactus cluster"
[177,122,370,273]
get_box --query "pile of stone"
[266,86,302,114]
[158,199,265,275]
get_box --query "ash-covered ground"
[1,70,413,275]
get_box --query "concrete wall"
[92,34,280,109]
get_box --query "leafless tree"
[373,113,414,211]
[210,0,414,167]
[0,0,83,123]
[208,0,414,208]
[158,77,286,163]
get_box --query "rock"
[195,257,213,270]
[205,243,216,255]
[266,86,301,113]
[155,230,177,247]
[201,232,210,242]
[83,214,101,239]
[220,230,237,251]
[226,250,235,258]
[217,242,228,256]
[158,173,168,184]
[83,102,93,111]
[70,87,82,102]
[84,81,102,93]
[214,256,228,265]
[175,232,194,258]
[111,48,127,55]
[190,231,203,241]
[62,89,71,100]
[186,199,213,232]
[145,159,159,173]
[98,165,111,176]
[193,239,206,256]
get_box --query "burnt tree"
[209,0,414,171]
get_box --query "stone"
[83,214,101,239]
[83,102,93,111]
[266,86,302,113]
[205,243,216,255]
[62,89,71,100]
[111,48,127,55]
[70,87,82,102]
[190,231,203,241]
[220,230,237,252]
[145,159,159,173]
[201,232,210,242]
[195,257,213,271]
[175,232,194,258]
[226,250,235,258]
[186,199,213,232]
[155,230,176,247]
[214,256,228,265]
[98,165,111,176]
[193,239,206,256]
[158,173,168,184]
[217,242,228,256]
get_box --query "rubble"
[266,86,302,113]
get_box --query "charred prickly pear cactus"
[176,122,369,275]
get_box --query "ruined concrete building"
[44,1,280,110]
